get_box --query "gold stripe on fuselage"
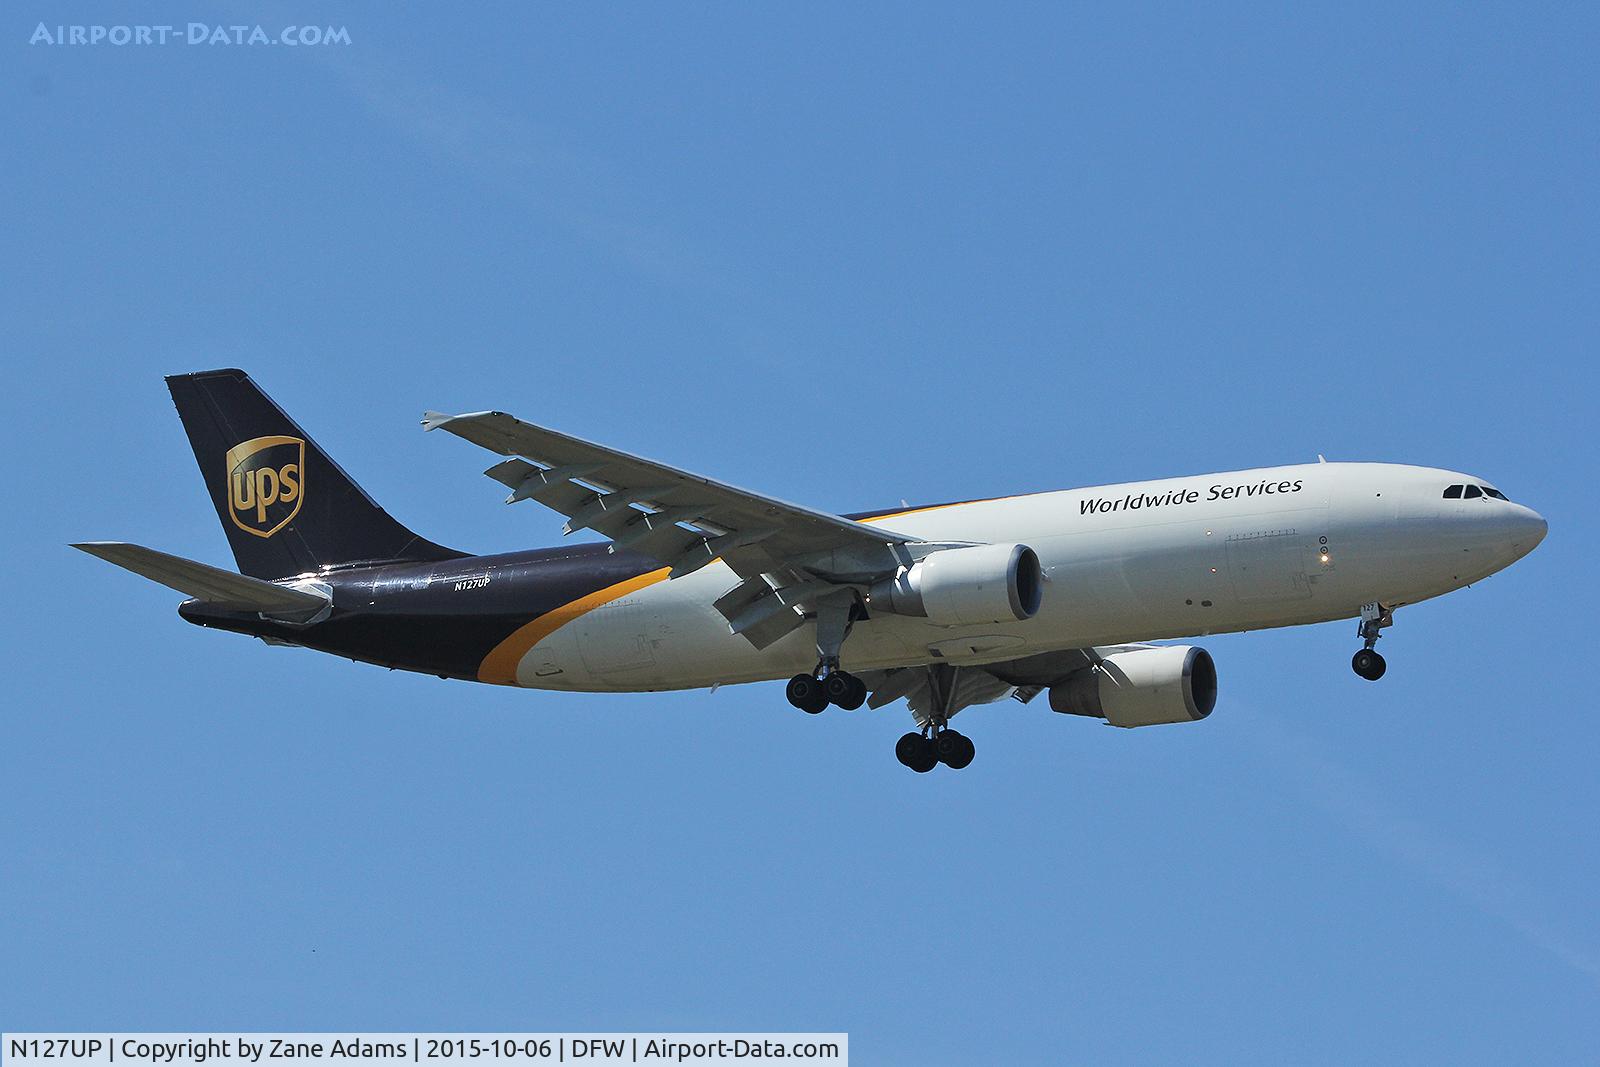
[477,494,1031,684]
[477,567,671,685]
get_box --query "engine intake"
[1048,646,1217,728]
[870,543,1043,626]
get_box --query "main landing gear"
[893,664,975,772]
[785,589,867,713]
[783,592,978,772]
[895,727,974,773]
[785,669,866,713]
[1352,601,1393,681]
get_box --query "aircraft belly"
[513,590,1031,692]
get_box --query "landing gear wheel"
[942,731,976,769]
[1352,649,1387,681]
[824,671,867,710]
[895,732,938,773]
[786,674,829,713]
[934,730,975,769]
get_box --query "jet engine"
[869,543,1043,626]
[1048,646,1217,728]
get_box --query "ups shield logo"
[226,435,305,538]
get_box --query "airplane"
[75,369,1547,772]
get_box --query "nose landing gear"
[1352,601,1393,681]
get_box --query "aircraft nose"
[1501,504,1548,559]
[1517,506,1548,548]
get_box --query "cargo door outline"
[577,599,658,674]
[1226,529,1311,603]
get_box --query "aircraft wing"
[424,408,921,649]
[866,663,1020,726]
[861,646,1151,726]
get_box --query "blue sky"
[3,3,1596,1062]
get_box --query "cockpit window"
[1444,483,1511,501]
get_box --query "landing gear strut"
[785,591,867,713]
[1352,601,1392,681]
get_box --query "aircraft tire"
[1352,649,1387,681]
[942,731,975,770]
[826,671,867,710]
[896,732,937,772]
[787,674,828,713]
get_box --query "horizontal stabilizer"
[71,542,330,616]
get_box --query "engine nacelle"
[869,543,1043,626]
[1048,646,1217,728]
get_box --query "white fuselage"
[513,462,1546,692]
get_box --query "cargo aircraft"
[76,370,1547,771]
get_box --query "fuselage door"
[1225,529,1312,603]
[577,600,658,675]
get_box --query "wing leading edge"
[424,408,921,649]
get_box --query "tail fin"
[166,368,462,579]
